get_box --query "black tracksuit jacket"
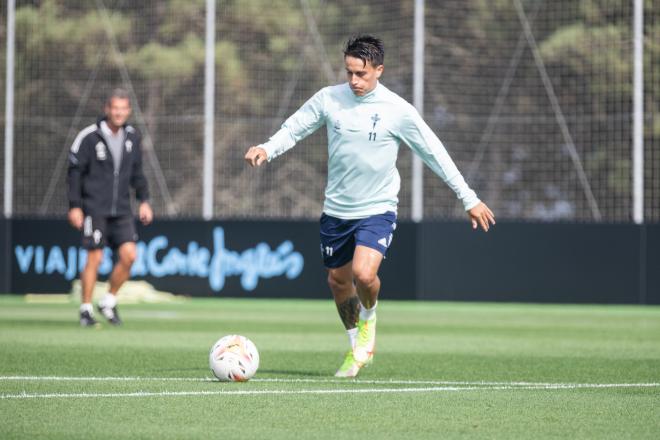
[67,118,149,217]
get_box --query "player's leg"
[328,262,359,336]
[351,245,383,364]
[98,216,137,325]
[320,213,363,376]
[352,245,383,309]
[80,248,103,327]
[351,211,396,364]
[108,241,137,294]
[79,215,106,327]
[81,249,104,303]
[320,212,359,336]
[327,262,362,377]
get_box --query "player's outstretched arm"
[244,146,268,168]
[468,202,496,232]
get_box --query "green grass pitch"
[1,295,659,439]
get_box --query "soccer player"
[245,35,495,377]
[67,88,153,327]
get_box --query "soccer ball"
[209,335,260,382]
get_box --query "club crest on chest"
[95,142,107,160]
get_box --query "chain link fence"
[1,0,658,222]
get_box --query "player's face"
[345,56,383,96]
[105,97,132,129]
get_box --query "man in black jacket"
[67,88,153,327]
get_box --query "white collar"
[100,120,124,138]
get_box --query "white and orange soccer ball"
[209,335,260,382]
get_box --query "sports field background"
[2,2,659,438]
[4,1,660,222]
[1,296,658,439]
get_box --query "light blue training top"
[260,82,480,219]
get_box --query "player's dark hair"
[106,88,131,106]
[343,34,384,67]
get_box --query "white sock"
[347,327,358,348]
[99,293,117,309]
[359,302,377,321]
[80,303,93,314]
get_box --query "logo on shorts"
[83,216,93,237]
[93,230,102,245]
[321,245,334,256]
[378,234,393,248]
[95,142,107,160]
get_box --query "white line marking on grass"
[0,376,216,382]
[1,376,659,389]
[251,378,660,388]
[1,383,659,400]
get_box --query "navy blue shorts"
[319,211,397,268]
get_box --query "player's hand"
[139,202,153,225]
[244,146,268,167]
[468,202,495,232]
[68,208,84,230]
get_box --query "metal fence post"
[203,0,216,220]
[632,0,644,224]
[412,0,424,223]
[4,0,15,219]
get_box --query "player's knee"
[122,252,136,267]
[353,268,377,288]
[327,272,350,291]
[85,249,104,268]
[122,251,136,267]
[119,245,137,266]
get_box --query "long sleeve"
[130,135,150,202]
[397,103,480,211]
[260,88,327,160]
[67,134,89,209]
